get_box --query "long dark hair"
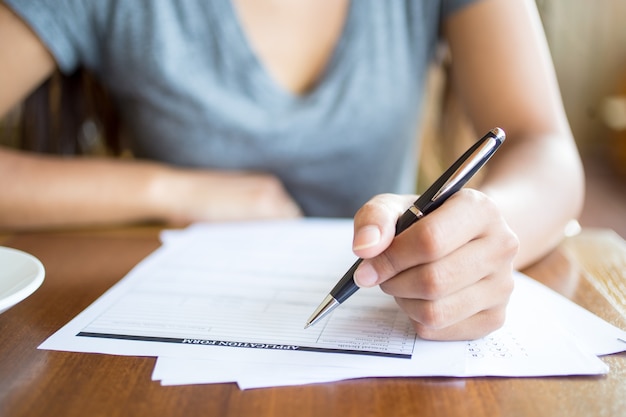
[17,68,122,156]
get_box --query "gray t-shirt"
[6,0,477,217]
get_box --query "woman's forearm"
[0,147,301,230]
[0,147,171,229]
[478,130,585,269]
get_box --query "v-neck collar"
[213,0,360,106]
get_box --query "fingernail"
[352,225,381,251]
[354,262,378,287]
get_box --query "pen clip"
[431,136,498,202]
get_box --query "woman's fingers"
[352,189,519,341]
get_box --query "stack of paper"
[39,219,626,390]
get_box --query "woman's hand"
[154,168,303,224]
[0,147,302,230]
[351,191,519,341]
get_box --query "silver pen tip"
[304,294,340,329]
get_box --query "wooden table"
[1,226,625,417]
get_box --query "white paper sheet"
[39,219,626,389]
[153,338,465,389]
[41,220,421,359]
[152,273,618,388]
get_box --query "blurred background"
[422,0,626,238]
[1,1,625,237]
[537,0,626,238]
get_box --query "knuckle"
[415,300,447,329]
[412,323,438,341]
[459,188,487,208]
[419,264,445,299]
[470,307,508,340]
[460,187,481,201]
[489,229,519,267]
[483,307,508,334]
[416,221,446,260]
[503,231,520,258]
[372,251,400,280]
[463,189,499,220]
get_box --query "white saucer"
[0,246,45,315]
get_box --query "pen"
[305,127,506,329]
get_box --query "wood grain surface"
[1,227,625,417]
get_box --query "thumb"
[352,193,414,259]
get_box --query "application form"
[46,220,418,358]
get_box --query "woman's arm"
[444,0,585,269]
[349,0,584,340]
[0,3,55,117]
[0,147,301,230]
[0,4,300,230]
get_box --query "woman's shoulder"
[2,0,203,75]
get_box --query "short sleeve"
[4,0,101,74]
[441,0,481,19]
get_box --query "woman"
[0,0,585,340]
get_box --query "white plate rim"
[0,246,45,314]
